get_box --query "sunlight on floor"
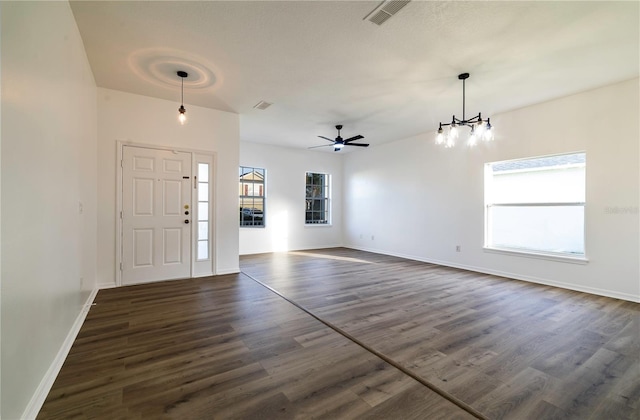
[290,251,374,264]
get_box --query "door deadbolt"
[185,210,189,215]
[184,219,190,224]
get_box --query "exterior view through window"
[239,166,265,227]
[485,152,586,258]
[305,172,330,224]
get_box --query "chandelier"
[436,73,494,148]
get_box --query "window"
[305,172,330,224]
[197,163,210,261]
[239,166,265,227]
[485,152,586,259]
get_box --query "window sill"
[305,223,332,227]
[483,247,589,265]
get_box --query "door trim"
[116,141,216,286]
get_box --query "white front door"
[122,146,192,285]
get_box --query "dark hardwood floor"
[39,248,639,419]
[240,249,640,420]
[38,270,473,419]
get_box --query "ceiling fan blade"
[345,143,369,147]
[308,144,334,149]
[344,135,364,143]
[318,136,335,142]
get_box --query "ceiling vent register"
[253,100,273,110]
[365,0,412,25]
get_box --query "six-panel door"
[122,146,192,285]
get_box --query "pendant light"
[177,71,188,125]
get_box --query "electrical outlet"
[456,245,461,252]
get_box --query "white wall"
[239,142,343,255]
[1,2,98,418]
[97,88,240,286]
[344,78,639,302]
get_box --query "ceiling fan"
[309,125,369,152]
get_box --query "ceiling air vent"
[364,0,411,26]
[253,100,272,110]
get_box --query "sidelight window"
[197,163,210,261]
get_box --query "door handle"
[184,219,190,224]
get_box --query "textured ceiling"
[70,1,639,151]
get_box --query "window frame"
[483,152,588,264]
[239,166,266,228]
[305,172,331,226]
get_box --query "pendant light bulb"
[178,105,187,125]
[177,70,188,125]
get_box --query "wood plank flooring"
[240,248,640,420]
[38,247,639,419]
[38,270,474,419]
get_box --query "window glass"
[305,172,330,224]
[196,163,210,261]
[198,202,209,221]
[198,186,208,202]
[198,221,209,241]
[197,241,208,261]
[239,166,266,227]
[485,153,585,257]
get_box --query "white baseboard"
[347,245,640,303]
[192,272,214,278]
[22,287,99,420]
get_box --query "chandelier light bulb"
[445,135,455,148]
[468,132,477,147]
[483,118,493,141]
[436,124,444,144]
[449,124,459,140]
